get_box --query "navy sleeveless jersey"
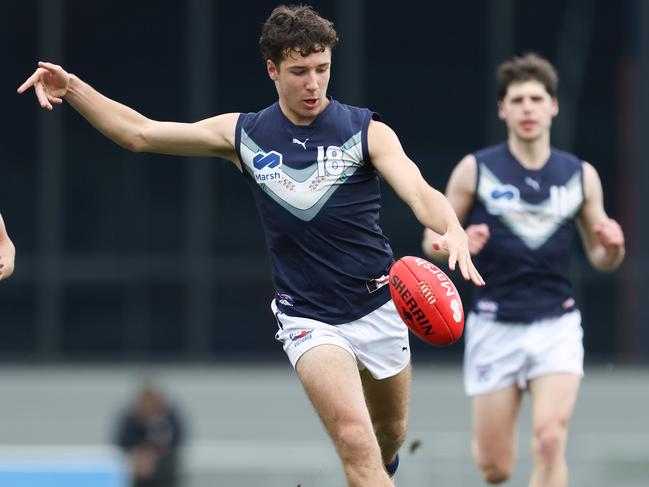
[467,143,584,322]
[234,100,394,324]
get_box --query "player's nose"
[305,71,318,90]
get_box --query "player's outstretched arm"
[368,121,484,286]
[421,155,489,260]
[576,162,625,272]
[17,61,240,163]
[0,213,15,281]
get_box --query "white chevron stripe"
[478,164,582,249]
[240,131,364,221]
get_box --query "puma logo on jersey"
[292,137,308,150]
[525,177,541,191]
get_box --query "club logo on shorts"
[289,329,313,346]
[477,364,492,382]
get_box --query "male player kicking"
[19,5,483,486]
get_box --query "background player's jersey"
[467,143,584,322]
[235,100,393,324]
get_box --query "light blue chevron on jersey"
[239,129,363,221]
[478,163,582,249]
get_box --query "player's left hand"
[593,218,625,255]
[432,225,485,287]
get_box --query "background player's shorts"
[272,299,410,380]
[463,310,584,396]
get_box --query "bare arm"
[0,214,15,281]
[17,61,240,166]
[368,120,483,286]
[576,162,625,271]
[422,154,488,260]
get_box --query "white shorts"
[463,310,584,396]
[273,299,411,380]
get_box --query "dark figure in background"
[115,386,184,487]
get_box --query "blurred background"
[1,0,648,485]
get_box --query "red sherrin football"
[389,256,464,346]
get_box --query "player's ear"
[267,59,278,81]
[551,97,559,117]
[497,100,506,121]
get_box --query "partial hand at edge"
[0,255,14,281]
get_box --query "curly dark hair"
[260,4,339,66]
[497,53,559,100]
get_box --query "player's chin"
[517,130,543,142]
[303,105,323,118]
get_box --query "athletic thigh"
[361,362,411,427]
[529,373,581,431]
[296,344,376,440]
[473,385,523,460]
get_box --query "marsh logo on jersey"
[252,150,284,183]
[486,184,520,215]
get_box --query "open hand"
[432,225,485,286]
[17,61,70,110]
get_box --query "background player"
[422,53,625,486]
[18,5,483,486]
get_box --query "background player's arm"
[17,62,241,166]
[422,155,489,260]
[0,213,15,281]
[368,120,483,286]
[576,162,625,271]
